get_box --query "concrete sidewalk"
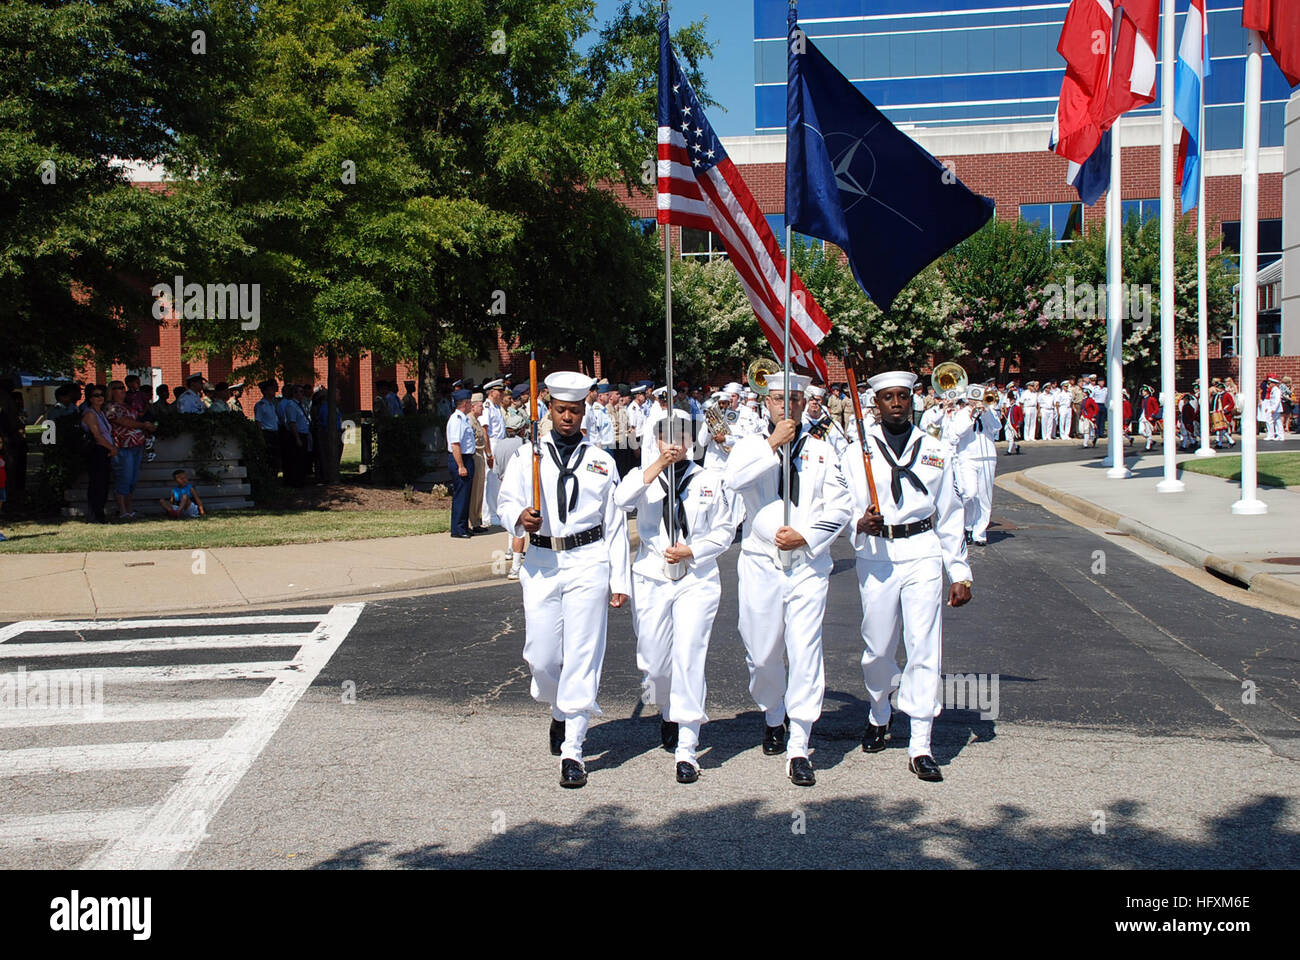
[1010,452,1300,608]
[0,524,637,621]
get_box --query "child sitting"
[160,469,206,519]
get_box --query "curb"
[0,528,642,622]
[1012,471,1300,610]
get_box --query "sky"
[586,0,756,137]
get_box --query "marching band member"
[723,372,853,787]
[615,410,744,783]
[1039,381,1058,440]
[498,371,631,789]
[841,371,972,783]
[803,384,849,459]
[1080,393,1099,448]
[957,397,1000,546]
[1005,389,1023,455]
[1021,381,1039,441]
[702,392,737,470]
[1138,386,1158,451]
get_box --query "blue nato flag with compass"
[785,6,995,312]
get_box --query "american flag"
[657,14,831,382]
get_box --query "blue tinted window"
[1019,203,1082,245]
[890,32,916,77]
[1121,199,1159,226]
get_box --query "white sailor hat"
[743,388,757,399]
[867,371,918,392]
[764,371,811,393]
[804,384,826,399]
[544,371,597,402]
[483,378,504,391]
[653,385,679,399]
[710,391,726,401]
[724,381,744,395]
[630,384,648,395]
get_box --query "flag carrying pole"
[1156,0,1184,493]
[1232,29,1267,515]
[781,0,797,560]
[1105,114,1129,478]
[1194,97,1214,458]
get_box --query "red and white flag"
[658,14,831,382]
[1051,0,1114,165]
[1099,0,1160,128]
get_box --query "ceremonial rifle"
[844,357,880,515]
[529,351,541,513]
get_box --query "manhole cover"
[1263,557,1300,566]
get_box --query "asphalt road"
[3,437,1299,869]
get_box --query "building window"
[680,227,727,261]
[1121,198,1160,225]
[1019,203,1083,245]
[1221,219,1283,268]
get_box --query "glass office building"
[755,0,1296,150]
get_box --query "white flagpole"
[1156,0,1184,493]
[1106,118,1130,478]
[783,224,793,528]
[1232,29,1267,515]
[1194,90,1214,457]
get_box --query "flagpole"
[1156,0,1184,493]
[1194,92,1214,458]
[1232,29,1267,515]
[1105,117,1130,478]
[782,0,796,538]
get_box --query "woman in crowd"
[104,380,155,520]
[80,387,118,524]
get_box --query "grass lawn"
[1181,452,1300,488]
[0,507,449,554]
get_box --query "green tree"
[938,217,1056,379]
[1049,213,1237,389]
[0,0,242,373]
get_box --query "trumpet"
[747,357,781,397]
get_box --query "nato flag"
[786,10,995,311]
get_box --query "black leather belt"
[530,524,604,553]
[875,516,934,541]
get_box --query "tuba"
[747,357,781,397]
[932,361,967,402]
[702,398,734,439]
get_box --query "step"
[65,482,253,501]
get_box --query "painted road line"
[0,739,215,777]
[6,662,295,685]
[83,602,365,870]
[0,698,265,729]
[0,614,326,637]
[0,633,316,659]
[0,807,157,847]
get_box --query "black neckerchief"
[882,418,911,458]
[776,432,809,508]
[657,462,695,540]
[874,424,927,505]
[547,432,588,522]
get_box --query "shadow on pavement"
[309,793,1298,870]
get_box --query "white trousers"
[1059,409,1073,439]
[736,552,830,758]
[1023,409,1038,440]
[1266,414,1283,440]
[520,555,610,761]
[631,569,721,765]
[1005,423,1019,453]
[1041,409,1057,440]
[857,554,944,757]
[962,457,996,542]
[482,468,501,525]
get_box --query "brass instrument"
[702,398,737,445]
[984,386,1001,404]
[747,357,781,397]
[932,361,967,402]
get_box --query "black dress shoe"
[861,722,889,753]
[660,719,679,751]
[788,756,816,786]
[549,719,565,756]
[675,761,699,784]
[964,529,973,545]
[762,720,787,755]
[560,758,587,788]
[908,754,943,782]
[450,532,472,539]
[471,525,490,534]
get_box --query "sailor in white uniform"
[957,399,1000,546]
[723,372,854,786]
[841,371,972,783]
[1020,382,1039,441]
[615,410,743,782]
[498,371,631,789]
[803,384,850,460]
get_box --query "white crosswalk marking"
[0,603,363,868]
